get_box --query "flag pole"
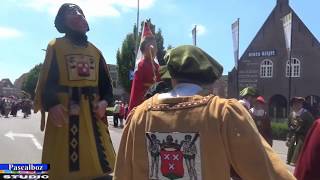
[135,0,140,56]
[232,18,240,98]
[194,25,197,46]
[288,13,293,117]
[236,18,240,99]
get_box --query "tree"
[22,63,42,99]
[167,45,174,50]
[155,29,166,65]
[117,32,136,93]
[117,20,166,93]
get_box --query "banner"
[281,12,292,55]
[232,19,239,69]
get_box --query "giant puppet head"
[54,3,89,35]
[140,21,157,59]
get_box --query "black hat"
[54,3,88,33]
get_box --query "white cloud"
[0,27,22,39]
[18,0,156,18]
[189,24,207,37]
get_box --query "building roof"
[0,79,14,88]
[238,0,320,62]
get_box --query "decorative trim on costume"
[89,96,112,173]
[65,54,97,81]
[149,95,212,111]
[69,115,80,171]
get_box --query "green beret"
[164,45,223,84]
[240,87,258,97]
[159,65,171,80]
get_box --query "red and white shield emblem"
[146,132,202,180]
[160,149,184,179]
[77,62,90,77]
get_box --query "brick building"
[0,79,22,97]
[228,0,320,118]
[107,64,128,101]
[212,75,228,98]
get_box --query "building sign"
[248,50,276,57]
[238,63,259,88]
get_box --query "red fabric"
[160,150,184,178]
[128,58,160,112]
[142,22,153,38]
[119,104,125,117]
[294,118,320,180]
[257,96,265,104]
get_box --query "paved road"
[0,112,295,172]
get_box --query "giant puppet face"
[55,3,89,34]
[141,37,158,60]
[64,4,89,34]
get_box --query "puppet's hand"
[94,100,108,120]
[48,104,68,127]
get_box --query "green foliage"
[22,63,42,99]
[155,29,165,65]
[271,122,289,140]
[167,45,174,50]
[117,33,136,93]
[117,20,166,93]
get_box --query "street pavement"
[0,111,294,172]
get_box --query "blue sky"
[0,0,319,83]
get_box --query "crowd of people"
[0,96,32,118]
[33,3,320,180]
[112,101,129,128]
[237,87,320,179]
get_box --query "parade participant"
[113,45,295,180]
[0,96,4,117]
[294,118,320,180]
[22,99,32,118]
[119,102,125,128]
[234,86,259,179]
[113,101,120,127]
[239,87,258,110]
[33,3,115,179]
[128,20,160,112]
[250,96,273,146]
[10,100,19,117]
[3,98,11,118]
[125,103,129,119]
[286,97,314,165]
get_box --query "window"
[286,58,301,77]
[260,59,273,78]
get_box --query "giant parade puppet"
[128,20,160,112]
[34,3,115,179]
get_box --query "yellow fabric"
[34,39,56,113]
[35,37,115,179]
[54,38,100,87]
[114,94,295,180]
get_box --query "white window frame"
[286,58,301,77]
[260,59,273,78]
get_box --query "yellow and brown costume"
[34,37,115,180]
[115,45,295,180]
[114,94,295,180]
